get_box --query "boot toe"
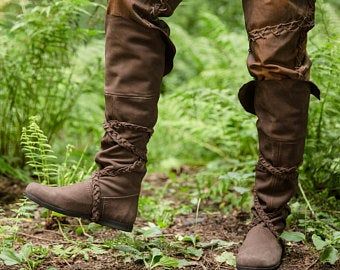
[25,182,55,204]
[236,224,282,269]
[25,181,93,218]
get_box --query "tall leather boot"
[25,0,181,231]
[237,1,319,268]
[236,80,319,270]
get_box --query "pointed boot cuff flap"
[308,81,321,100]
[238,80,321,115]
[238,81,257,115]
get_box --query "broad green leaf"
[215,251,236,267]
[320,246,339,265]
[151,248,162,258]
[186,247,203,258]
[19,244,32,260]
[333,231,340,241]
[233,186,249,194]
[151,256,180,269]
[312,234,328,251]
[140,225,162,238]
[177,234,199,246]
[0,249,22,266]
[280,231,305,242]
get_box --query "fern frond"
[21,116,58,184]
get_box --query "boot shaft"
[96,15,169,170]
[239,79,320,233]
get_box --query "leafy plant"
[312,233,339,264]
[280,231,306,243]
[52,243,106,261]
[0,244,48,270]
[21,116,94,185]
[215,251,236,267]
[0,0,102,165]
[21,116,58,184]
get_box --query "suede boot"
[237,1,318,267]
[236,79,320,270]
[25,0,182,231]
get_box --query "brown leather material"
[236,223,283,270]
[238,80,320,115]
[104,15,165,100]
[252,80,314,234]
[25,181,93,215]
[237,80,316,269]
[255,80,312,142]
[242,0,316,80]
[25,14,167,231]
[107,0,182,75]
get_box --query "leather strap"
[90,120,153,222]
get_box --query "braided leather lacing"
[252,154,297,237]
[151,0,169,17]
[248,16,314,42]
[90,120,153,222]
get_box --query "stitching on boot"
[90,120,153,222]
[248,16,314,42]
[101,194,139,199]
[252,155,298,237]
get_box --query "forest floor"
[0,175,338,270]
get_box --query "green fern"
[57,144,95,186]
[21,116,94,186]
[0,0,103,164]
[21,116,58,184]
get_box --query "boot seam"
[106,14,153,30]
[101,194,139,199]
[258,129,306,143]
[104,92,158,99]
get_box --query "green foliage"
[0,0,102,164]
[302,0,340,200]
[0,0,339,268]
[280,231,306,243]
[51,243,106,261]
[103,226,236,269]
[215,251,236,267]
[12,198,38,219]
[21,116,94,185]
[312,233,339,264]
[21,116,58,184]
[0,244,48,270]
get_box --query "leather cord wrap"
[90,120,153,222]
[252,155,298,237]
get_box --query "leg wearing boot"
[237,1,320,269]
[25,0,182,231]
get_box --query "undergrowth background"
[0,0,339,269]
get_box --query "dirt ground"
[0,176,338,270]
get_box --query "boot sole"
[236,262,281,270]
[24,192,133,232]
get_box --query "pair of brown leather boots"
[25,1,320,269]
